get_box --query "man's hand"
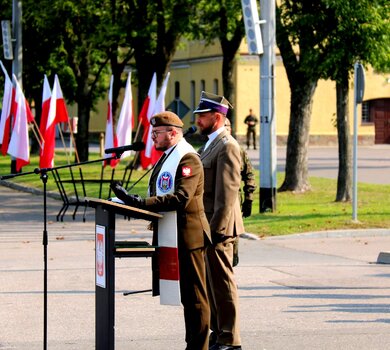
[242,199,252,218]
[123,194,145,207]
[110,181,129,202]
[110,181,145,207]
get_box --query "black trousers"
[246,127,256,148]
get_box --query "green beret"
[150,111,183,128]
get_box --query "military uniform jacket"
[240,147,256,201]
[144,141,211,251]
[199,130,245,239]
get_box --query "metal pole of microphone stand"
[0,168,50,350]
[41,171,48,350]
[126,166,154,192]
[0,154,119,350]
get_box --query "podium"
[87,198,162,350]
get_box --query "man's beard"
[199,125,213,136]
[155,145,166,151]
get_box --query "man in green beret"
[111,111,211,350]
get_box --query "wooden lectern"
[87,198,162,350]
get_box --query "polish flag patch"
[182,166,192,177]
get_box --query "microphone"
[184,126,197,137]
[105,141,145,155]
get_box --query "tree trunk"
[30,88,43,155]
[219,7,244,132]
[275,4,319,193]
[278,80,317,192]
[75,87,92,162]
[335,75,352,202]
[222,52,235,122]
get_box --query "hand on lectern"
[110,181,145,207]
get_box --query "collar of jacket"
[200,129,228,159]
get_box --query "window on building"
[213,79,219,94]
[201,79,205,92]
[175,81,180,99]
[190,81,196,123]
[361,101,372,123]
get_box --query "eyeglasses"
[151,129,172,138]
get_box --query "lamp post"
[10,0,22,174]
[259,0,277,212]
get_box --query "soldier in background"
[244,108,258,150]
[225,118,256,266]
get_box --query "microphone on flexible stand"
[184,125,197,137]
[105,142,145,156]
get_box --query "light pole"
[10,0,22,174]
[241,0,276,212]
[259,0,277,212]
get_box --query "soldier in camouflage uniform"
[224,118,256,266]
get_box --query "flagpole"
[31,120,44,148]
[57,124,70,162]
[123,72,158,186]
[122,112,146,188]
[67,119,81,163]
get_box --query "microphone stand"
[0,153,121,350]
[126,165,153,192]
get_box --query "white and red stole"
[152,138,197,305]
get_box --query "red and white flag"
[39,75,69,169]
[139,73,157,169]
[103,75,119,168]
[53,75,69,123]
[149,72,170,164]
[39,75,51,146]
[115,73,134,160]
[0,61,14,156]
[8,75,35,171]
[154,72,170,116]
[139,72,170,169]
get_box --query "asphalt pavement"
[248,144,390,185]
[1,144,390,349]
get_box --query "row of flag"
[0,61,69,172]
[103,71,171,170]
[0,67,177,305]
[0,61,37,172]
[0,62,171,173]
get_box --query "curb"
[0,179,63,201]
[264,228,390,239]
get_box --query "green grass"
[246,175,390,236]
[1,152,389,237]
[0,151,150,198]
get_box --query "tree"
[17,0,200,161]
[190,0,245,127]
[276,0,390,199]
[16,0,116,162]
[276,1,330,192]
[23,0,71,154]
[57,1,118,161]
[103,0,136,119]
[318,0,390,201]
[128,0,198,110]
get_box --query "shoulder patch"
[182,166,192,177]
[222,136,229,144]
